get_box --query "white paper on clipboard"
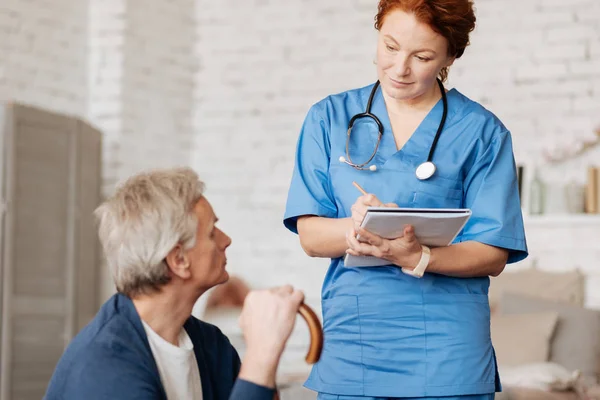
[343,207,472,268]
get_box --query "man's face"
[185,196,232,292]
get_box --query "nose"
[394,54,410,77]
[220,229,232,249]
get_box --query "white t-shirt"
[142,321,203,400]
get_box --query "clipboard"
[343,207,472,268]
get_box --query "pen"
[352,181,368,196]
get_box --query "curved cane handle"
[297,303,323,364]
[273,303,323,399]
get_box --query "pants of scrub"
[317,394,495,400]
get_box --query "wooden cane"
[298,303,323,364]
[274,303,323,399]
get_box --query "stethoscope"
[338,78,448,180]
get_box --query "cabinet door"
[74,121,102,333]
[0,104,11,400]
[2,104,78,400]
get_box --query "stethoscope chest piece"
[416,161,436,180]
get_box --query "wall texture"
[0,0,598,311]
[0,0,88,116]
[89,0,198,300]
[193,0,600,311]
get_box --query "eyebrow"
[383,34,437,54]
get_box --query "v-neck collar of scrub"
[367,83,459,168]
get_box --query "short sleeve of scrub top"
[458,130,527,264]
[284,102,336,234]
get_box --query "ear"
[165,244,191,279]
[445,56,456,68]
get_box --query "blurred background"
[0,0,599,399]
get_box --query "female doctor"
[283,0,527,399]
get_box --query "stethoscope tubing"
[342,79,448,179]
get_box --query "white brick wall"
[0,0,88,116]
[0,0,199,302]
[450,0,600,183]
[193,0,377,309]
[514,215,600,309]
[89,0,198,301]
[88,0,126,197]
[89,0,197,194]
[0,0,598,319]
[192,0,600,314]
[119,0,196,181]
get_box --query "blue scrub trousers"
[317,394,495,400]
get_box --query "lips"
[389,77,413,85]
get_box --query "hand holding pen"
[350,182,398,232]
[347,182,422,270]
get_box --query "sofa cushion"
[492,312,559,367]
[489,269,584,313]
[498,362,583,392]
[500,293,600,381]
[501,386,579,400]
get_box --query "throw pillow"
[492,312,559,367]
[500,292,600,381]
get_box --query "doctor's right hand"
[350,194,398,232]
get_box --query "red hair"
[375,0,476,82]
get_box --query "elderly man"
[45,167,304,399]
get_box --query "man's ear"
[165,244,191,279]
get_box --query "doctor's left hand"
[346,225,423,270]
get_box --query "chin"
[218,270,230,284]
[383,85,414,99]
[384,82,431,102]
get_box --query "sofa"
[489,268,600,400]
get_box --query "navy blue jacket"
[44,293,274,399]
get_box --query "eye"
[386,45,396,52]
[416,56,431,62]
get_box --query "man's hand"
[238,285,304,388]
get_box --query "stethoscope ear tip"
[339,155,378,171]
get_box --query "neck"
[133,286,201,345]
[383,81,442,116]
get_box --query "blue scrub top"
[283,83,528,398]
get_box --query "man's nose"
[221,231,232,249]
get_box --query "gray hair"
[94,167,205,297]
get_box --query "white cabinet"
[0,103,102,400]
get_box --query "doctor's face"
[376,9,455,102]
